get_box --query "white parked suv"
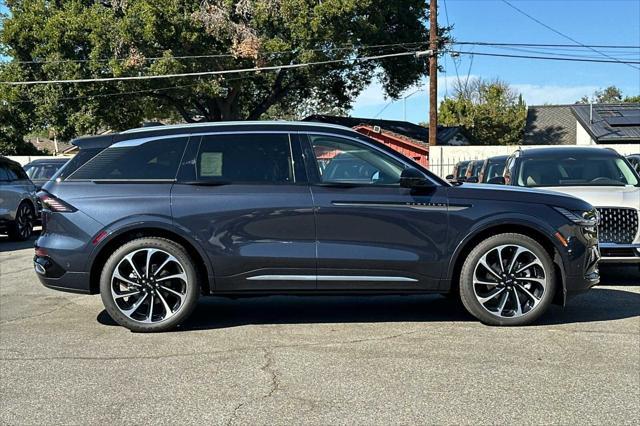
[503,147,640,266]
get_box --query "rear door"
[171,131,316,291]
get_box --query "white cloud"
[512,83,599,105]
[352,76,601,113]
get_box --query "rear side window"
[196,133,295,183]
[0,165,9,181]
[69,137,187,181]
[6,162,28,180]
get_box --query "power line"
[451,50,640,64]
[1,41,430,65]
[453,41,640,49]
[0,50,431,86]
[499,0,640,70]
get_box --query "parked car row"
[447,149,640,265]
[0,156,69,241]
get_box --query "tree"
[439,78,527,145]
[0,0,449,147]
[577,85,639,104]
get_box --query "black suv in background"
[478,155,508,184]
[35,122,599,332]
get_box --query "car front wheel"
[100,237,199,332]
[459,233,556,326]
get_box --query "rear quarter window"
[68,137,188,181]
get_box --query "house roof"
[524,105,577,145]
[302,115,468,145]
[572,103,640,142]
[27,137,72,154]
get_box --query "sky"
[352,0,640,123]
[1,1,639,124]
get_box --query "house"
[523,105,576,145]
[572,103,640,145]
[303,115,472,146]
[27,136,73,155]
[524,103,640,145]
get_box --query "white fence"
[427,144,640,178]
[7,155,72,166]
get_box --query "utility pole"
[428,0,438,146]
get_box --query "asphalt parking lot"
[1,235,639,425]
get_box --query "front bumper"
[598,243,640,263]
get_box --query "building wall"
[576,121,595,145]
[428,144,638,178]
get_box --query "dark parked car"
[35,122,599,332]
[0,156,39,241]
[446,160,470,182]
[24,158,70,189]
[477,155,508,184]
[463,159,484,183]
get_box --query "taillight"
[38,192,76,213]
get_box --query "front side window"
[69,137,187,180]
[196,133,294,184]
[517,156,640,187]
[309,135,405,185]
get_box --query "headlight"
[554,207,599,227]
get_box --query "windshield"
[517,156,639,187]
[484,162,505,181]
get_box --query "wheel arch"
[446,221,567,306]
[88,225,213,296]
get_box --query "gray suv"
[0,157,39,241]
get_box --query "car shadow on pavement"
[97,287,640,331]
[0,233,39,253]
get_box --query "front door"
[302,133,449,291]
[172,132,316,291]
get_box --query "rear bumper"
[35,269,91,294]
[34,254,91,294]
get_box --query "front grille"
[597,208,639,244]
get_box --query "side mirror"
[487,176,506,185]
[445,174,455,181]
[400,167,434,189]
[466,176,479,183]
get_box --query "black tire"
[8,201,34,241]
[100,237,199,332]
[459,233,556,326]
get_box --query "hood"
[448,183,593,211]
[533,185,640,210]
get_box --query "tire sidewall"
[9,201,33,241]
[100,237,199,332]
[459,233,556,326]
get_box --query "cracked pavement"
[1,236,639,425]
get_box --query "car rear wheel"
[8,202,34,241]
[100,237,199,332]
[459,233,556,326]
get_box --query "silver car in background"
[0,156,39,241]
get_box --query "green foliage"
[439,78,527,145]
[577,85,639,104]
[0,0,447,149]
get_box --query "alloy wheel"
[472,244,547,319]
[111,248,189,324]
[15,203,34,240]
